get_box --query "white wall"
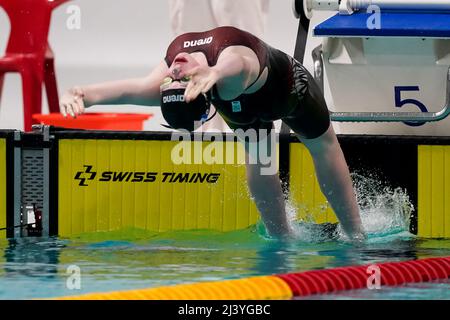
[0,0,299,131]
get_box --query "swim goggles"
[160,76,191,91]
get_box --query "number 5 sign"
[395,86,429,127]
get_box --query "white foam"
[285,172,414,243]
[338,173,414,241]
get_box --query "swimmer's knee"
[299,124,337,155]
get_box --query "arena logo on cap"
[184,36,213,48]
[163,94,185,103]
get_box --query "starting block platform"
[296,6,450,135]
[314,12,450,38]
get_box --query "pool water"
[0,226,449,300]
[0,176,449,300]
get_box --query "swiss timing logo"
[73,165,220,186]
[74,165,97,187]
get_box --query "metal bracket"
[12,126,52,238]
[312,45,450,123]
[339,0,355,15]
[293,0,314,19]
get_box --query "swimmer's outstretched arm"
[61,61,169,117]
[184,47,260,103]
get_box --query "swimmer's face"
[161,53,200,92]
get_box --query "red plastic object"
[0,0,69,131]
[277,256,450,297]
[33,113,153,131]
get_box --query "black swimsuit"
[165,26,330,139]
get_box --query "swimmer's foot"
[349,231,368,246]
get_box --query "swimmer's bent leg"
[284,72,365,241]
[299,125,365,241]
[236,127,292,237]
[245,160,291,237]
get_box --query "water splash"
[283,200,340,243]
[341,172,414,242]
[281,172,414,243]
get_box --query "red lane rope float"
[276,256,450,297]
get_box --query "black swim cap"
[160,88,211,131]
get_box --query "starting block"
[294,0,450,135]
[315,12,450,38]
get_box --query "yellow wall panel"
[84,141,98,233]
[418,145,450,238]
[59,140,71,236]
[445,148,450,238]
[146,141,162,231]
[222,157,238,231]
[431,146,445,237]
[122,142,136,228]
[58,139,259,237]
[236,156,251,229]
[134,141,149,230]
[210,158,225,231]
[71,140,85,235]
[194,163,208,229]
[0,139,6,239]
[160,141,175,231]
[96,140,111,231]
[289,143,336,224]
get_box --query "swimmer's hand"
[60,86,86,118]
[184,66,219,103]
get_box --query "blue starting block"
[301,10,450,125]
[314,12,450,38]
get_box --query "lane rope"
[54,256,450,300]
